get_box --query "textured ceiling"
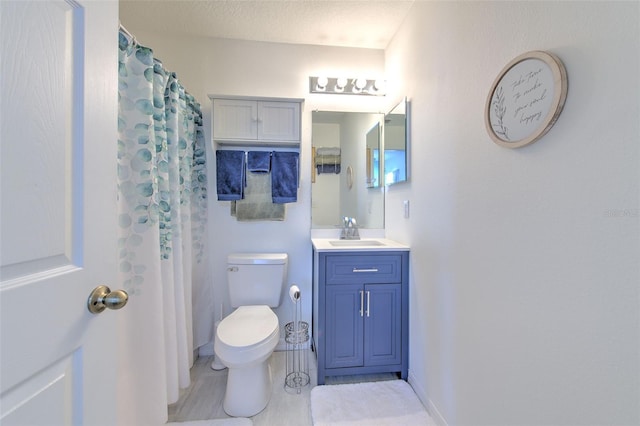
[119,0,414,50]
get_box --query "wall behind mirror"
[312,111,384,229]
[366,122,381,188]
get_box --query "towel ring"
[346,166,353,190]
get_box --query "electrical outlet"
[403,200,410,218]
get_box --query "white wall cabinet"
[212,97,302,145]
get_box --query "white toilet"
[214,253,288,417]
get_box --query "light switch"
[403,200,410,218]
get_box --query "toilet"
[214,253,288,417]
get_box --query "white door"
[1,1,121,425]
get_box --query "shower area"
[117,26,212,423]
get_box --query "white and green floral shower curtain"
[117,29,208,418]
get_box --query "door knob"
[87,285,129,314]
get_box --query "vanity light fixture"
[309,76,386,96]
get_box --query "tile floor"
[168,349,398,425]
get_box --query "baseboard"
[407,371,429,410]
[426,397,448,426]
[407,370,448,426]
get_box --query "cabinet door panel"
[257,101,300,141]
[326,284,363,369]
[364,284,402,366]
[213,99,257,140]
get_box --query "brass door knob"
[87,285,129,314]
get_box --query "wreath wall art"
[485,50,568,148]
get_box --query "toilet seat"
[215,305,279,368]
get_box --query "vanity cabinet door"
[325,283,401,369]
[325,284,363,369]
[364,284,402,366]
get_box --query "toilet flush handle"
[228,266,238,272]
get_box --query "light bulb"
[335,77,348,91]
[316,76,328,90]
[355,78,367,90]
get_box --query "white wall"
[384,2,639,425]
[118,28,389,348]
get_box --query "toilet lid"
[217,305,278,348]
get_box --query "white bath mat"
[310,380,435,426]
[166,418,252,426]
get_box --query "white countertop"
[312,238,410,252]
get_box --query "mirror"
[383,98,408,185]
[312,111,384,229]
[311,98,408,229]
[366,122,381,188]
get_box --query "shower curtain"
[116,28,209,417]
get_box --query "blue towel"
[271,151,299,204]
[247,151,271,173]
[317,164,341,174]
[216,150,246,201]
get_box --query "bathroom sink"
[329,240,386,247]
[312,238,408,252]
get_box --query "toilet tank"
[227,253,288,308]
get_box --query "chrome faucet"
[340,217,360,240]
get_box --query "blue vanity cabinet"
[313,250,409,385]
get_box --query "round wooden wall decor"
[346,165,354,190]
[485,50,568,148]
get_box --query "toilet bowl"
[214,305,279,417]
